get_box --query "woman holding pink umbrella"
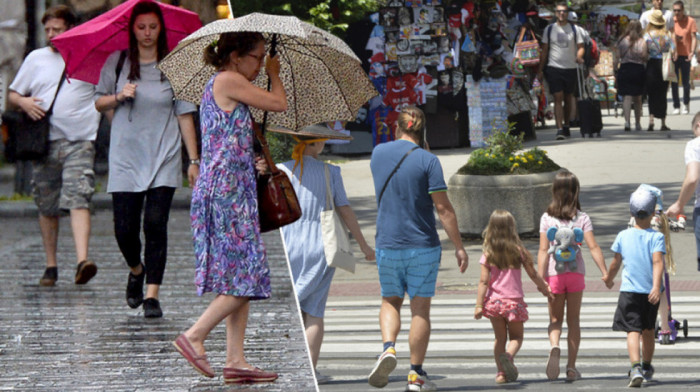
[172,32,287,383]
[94,1,200,318]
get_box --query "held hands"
[265,54,281,78]
[19,96,46,121]
[538,282,554,300]
[456,248,469,273]
[602,274,614,289]
[648,287,661,305]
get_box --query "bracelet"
[475,305,483,309]
[189,159,200,166]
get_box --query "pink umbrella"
[52,0,202,84]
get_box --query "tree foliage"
[229,0,378,38]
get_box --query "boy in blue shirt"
[605,187,665,388]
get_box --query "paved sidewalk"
[0,210,316,391]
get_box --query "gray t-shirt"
[542,23,584,70]
[95,51,196,193]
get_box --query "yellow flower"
[521,158,527,163]
[509,157,514,161]
[538,160,543,165]
[512,162,520,168]
[528,154,534,160]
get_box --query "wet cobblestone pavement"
[0,210,316,391]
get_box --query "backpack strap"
[114,50,127,93]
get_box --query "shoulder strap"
[324,163,334,211]
[114,50,127,92]
[46,69,67,116]
[378,145,419,206]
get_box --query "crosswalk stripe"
[321,297,698,355]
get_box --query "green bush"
[458,123,560,175]
[267,131,295,164]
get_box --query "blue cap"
[630,188,656,219]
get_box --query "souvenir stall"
[350,0,543,149]
[350,1,643,149]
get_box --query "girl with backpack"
[537,169,610,382]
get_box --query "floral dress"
[190,73,270,299]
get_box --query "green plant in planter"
[457,122,560,175]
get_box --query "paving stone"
[0,210,316,391]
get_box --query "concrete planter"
[447,170,560,237]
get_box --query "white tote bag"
[320,164,356,273]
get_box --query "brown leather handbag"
[254,126,302,232]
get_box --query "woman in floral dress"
[172,32,287,384]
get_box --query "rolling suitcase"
[577,66,603,137]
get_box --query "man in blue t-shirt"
[605,187,665,387]
[368,107,468,392]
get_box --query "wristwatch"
[189,159,200,166]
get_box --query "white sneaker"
[683,105,690,114]
[368,347,397,388]
[406,370,437,392]
[672,108,681,115]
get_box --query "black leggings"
[112,187,175,285]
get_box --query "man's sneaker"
[368,347,397,388]
[628,366,644,388]
[555,129,568,140]
[406,370,437,392]
[642,364,655,382]
[39,267,58,286]
[672,107,681,115]
[683,105,690,114]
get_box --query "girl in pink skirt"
[475,210,553,384]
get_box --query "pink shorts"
[483,298,529,322]
[546,272,585,294]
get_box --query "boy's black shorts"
[612,291,659,332]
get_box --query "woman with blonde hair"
[644,9,676,131]
[616,20,648,131]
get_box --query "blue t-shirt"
[611,227,666,294]
[370,139,447,249]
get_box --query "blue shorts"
[376,246,441,299]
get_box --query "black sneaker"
[143,298,163,318]
[39,267,58,286]
[126,265,145,309]
[555,129,568,140]
[642,364,655,382]
[75,260,97,284]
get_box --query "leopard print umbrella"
[158,13,378,131]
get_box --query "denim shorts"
[32,139,95,216]
[376,246,441,299]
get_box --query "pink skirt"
[483,297,529,322]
